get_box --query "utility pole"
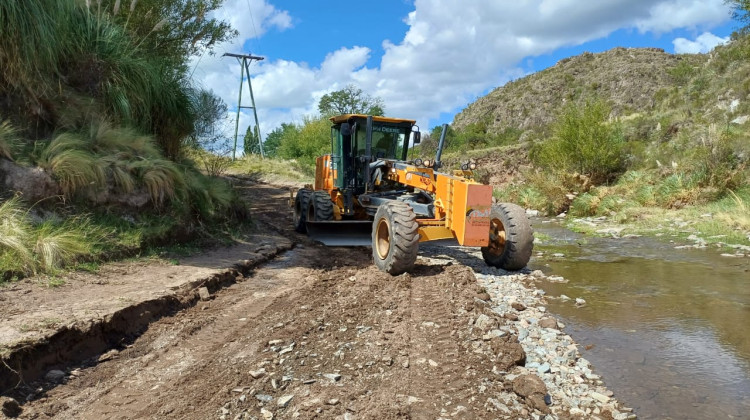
[223,52,264,160]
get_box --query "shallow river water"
[529,220,750,419]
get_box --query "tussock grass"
[130,158,186,205]
[0,198,102,277]
[0,198,35,274]
[0,1,195,156]
[0,120,20,160]
[33,217,102,271]
[38,133,105,196]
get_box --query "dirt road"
[5,180,627,419]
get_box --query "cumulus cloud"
[673,32,731,54]
[194,0,732,140]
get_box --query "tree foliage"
[263,123,295,158]
[243,125,261,156]
[318,84,385,116]
[531,99,626,184]
[727,0,750,29]
[97,0,237,67]
[277,117,331,163]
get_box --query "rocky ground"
[1,179,632,419]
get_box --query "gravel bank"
[424,243,636,419]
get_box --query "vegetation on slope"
[0,0,247,282]
[445,33,750,245]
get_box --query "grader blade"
[305,220,373,247]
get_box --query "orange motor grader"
[293,114,533,275]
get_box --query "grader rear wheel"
[293,188,312,233]
[372,201,419,275]
[481,203,533,271]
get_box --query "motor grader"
[292,114,533,275]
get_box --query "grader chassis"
[293,114,533,275]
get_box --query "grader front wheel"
[293,188,312,233]
[307,190,334,222]
[372,202,419,275]
[481,203,534,271]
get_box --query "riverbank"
[422,242,635,418]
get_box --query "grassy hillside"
[454,47,695,134]
[446,35,750,246]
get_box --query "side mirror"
[413,131,421,145]
[341,123,351,137]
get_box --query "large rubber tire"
[307,190,334,222]
[293,188,312,233]
[481,203,534,271]
[372,201,420,275]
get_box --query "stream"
[529,220,750,419]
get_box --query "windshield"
[355,123,408,160]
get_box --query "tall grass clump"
[184,169,234,219]
[0,198,35,275]
[33,217,103,272]
[0,1,196,156]
[1,197,106,279]
[532,99,626,184]
[38,133,105,196]
[0,119,21,160]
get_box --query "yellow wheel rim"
[487,218,506,256]
[375,218,391,260]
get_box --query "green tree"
[277,117,330,165]
[243,125,261,155]
[263,123,295,157]
[190,90,227,143]
[727,1,750,29]
[97,0,237,67]
[318,84,385,116]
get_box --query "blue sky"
[194,0,738,140]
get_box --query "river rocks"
[438,245,633,419]
[474,314,498,331]
[511,302,527,311]
[491,336,526,370]
[539,317,558,329]
[511,374,550,414]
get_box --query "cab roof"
[329,114,416,125]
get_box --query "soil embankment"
[1,179,632,419]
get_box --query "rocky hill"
[453,47,706,134]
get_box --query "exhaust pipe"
[434,123,448,170]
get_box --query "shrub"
[531,99,626,184]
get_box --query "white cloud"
[673,32,731,54]
[194,0,733,141]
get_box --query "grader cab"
[292,114,533,275]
